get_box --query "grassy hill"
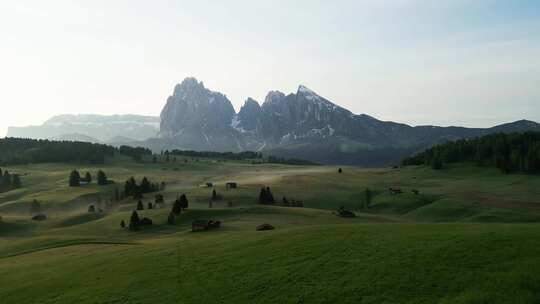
[1,156,540,303]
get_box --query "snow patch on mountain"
[230,115,249,133]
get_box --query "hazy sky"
[1,0,539,136]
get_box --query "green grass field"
[1,157,540,303]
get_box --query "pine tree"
[69,170,81,187]
[259,187,266,204]
[11,174,21,189]
[140,177,151,193]
[266,187,275,204]
[172,199,182,215]
[125,177,137,197]
[128,211,140,231]
[283,196,289,206]
[179,194,188,210]
[85,172,92,183]
[155,194,164,207]
[137,200,144,210]
[212,189,217,200]
[120,220,126,228]
[1,170,12,191]
[259,187,275,204]
[97,170,108,185]
[148,202,153,209]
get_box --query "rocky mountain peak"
[244,97,260,107]
[173,77,204,95]
[263,91,286,105]
[297,85,317,96]
[159,78,235,139]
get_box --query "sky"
[1,0,539,136]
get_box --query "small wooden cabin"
[192,220,222,232]
[226,182,238,190]
[389,187,403,195]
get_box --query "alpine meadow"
[2,1,540,304]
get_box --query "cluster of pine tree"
[266,156,318,165]
[69,170,109,187]
[118,145,152,161]
[0,138,151,166]
[0,168,22,193]
[402,132,540,174]
[124,177,161,198]
[168,150,262,160]
[127,210,153,231]
[259,187,275,204]
[172,194,189,214]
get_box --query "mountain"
[157,77,540,165]
[6,78,539,166]
[7,114,159,143]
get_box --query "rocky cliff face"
[158,78,244,151]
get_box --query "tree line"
[0,168,22,193]
[0,138,151,165]
[167,150,262,160]
[163,149,316,165]
[124,176,163,199]
[69,170,109,187]
[402,132,540,174]
[265,156,318,166]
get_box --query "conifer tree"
[69,170,81,187]
[97,170,108,185]
[179,194,189,210]
[172,199,182,215]
[140,177,151,193]
[11,174,21,189]
[85,172,92,183]
[155,194,164,207]
[128,211,140,231]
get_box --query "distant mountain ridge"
[6,78,540,165]
[7,114,159,143]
